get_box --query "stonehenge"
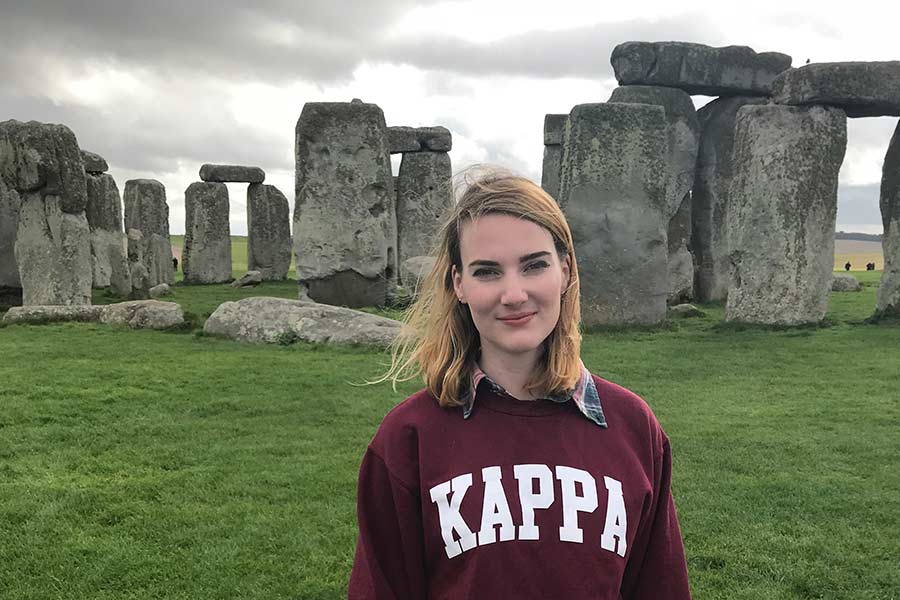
[124,179,174,288]
[247,183,291,281]
[773,62,900,118]
[1,120,92,306]
[294,101,396,308]
[182,181,232,284]
[392,126,453,278]
[877,120,900,316]
[725,105,847,325]
[558,102,669,326]
[541,114,566,201]
[84,153,130,296]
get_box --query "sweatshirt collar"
[461,361,607,427]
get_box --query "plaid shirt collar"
[461,361,607,427]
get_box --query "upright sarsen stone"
[1,120,92,306]
[877,120,900,316]
[85,172,130,294]
[123,179,174,287]
[558,103,668,326]
[182,182,232,284]
[541,114,567,201]
[294,101,396,307]
[692,96,767,302]
[247,183,291,281]
[396,151,452,272]
[0,178,21,289]
[726,104,847,325]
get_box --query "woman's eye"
[473,268,499,278]
[525,261,549,272]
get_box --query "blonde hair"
[381,167,582,407]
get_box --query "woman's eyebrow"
[467,251,551,268]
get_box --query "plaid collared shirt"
[461,361,607,427]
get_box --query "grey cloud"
[838,183,882,225]
[378,14,727,79]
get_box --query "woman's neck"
[478,348,542,401]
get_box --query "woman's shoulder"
[371,388,456,445]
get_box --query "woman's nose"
[500,276,528,305]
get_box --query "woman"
[348,171,691,599]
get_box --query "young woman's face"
[452,213,570,364]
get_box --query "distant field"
[834,239,884,271]
[170,235,295,280]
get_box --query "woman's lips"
[498,312,536,326]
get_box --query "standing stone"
[692,96,767,302]
[247,183,291,281]
[182,182,232,284]
[608,86,701,303]
[772,62,900,118]
[558,103,668,326]
[396,152,452,273]
[668,194,694,304]
[1,120,92,306]
[127,229,150,300]
[85,172,130,295]
[611,41,792,96]
[726,105,847,325]
[541,114,567,201]
[123,179,174,287]
[876,120,900,316]
[0,178,21,290]
[294,101,396,307]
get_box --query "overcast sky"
[1,0,897,235]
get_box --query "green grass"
[1,271,898,599]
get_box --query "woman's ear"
[451,264,466,303]
[560,254,571,295]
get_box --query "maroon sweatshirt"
[348,374,691,599]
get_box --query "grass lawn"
[1,269,898,599]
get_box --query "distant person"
[173,256,179,272]
[844,261,851,271]
[349,170,692,599]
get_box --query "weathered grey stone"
[0,120,88,214]
[692,96,767,302]
[416,126,452,151]
[231,270,262,288]
[81,150,108,174]
[543,114,567,146]
[0,178,21,289]
[123,179,174,287]
[668,303,704,318]
[726,104,847,325]
[203,296,400,347]
[541,115,567,200]
[877,120,900,316]
[3,304,102,324]
[182,182,231,284]
[396,152,452,273]
[773,62,900,118]
[400,256,436,294]
[98,300,184,329]
[558,103,668,326]
[199,164,265,184]
[608,85,700,303]
[611,41,792,96]
[247,183,291,281]
[668,194,693,304]
[387,126,420,154]
[294,101,396,307]
[832,274,862,292]
[149,283,171,298]
[127,229,151,300]
[85,172,130,294]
